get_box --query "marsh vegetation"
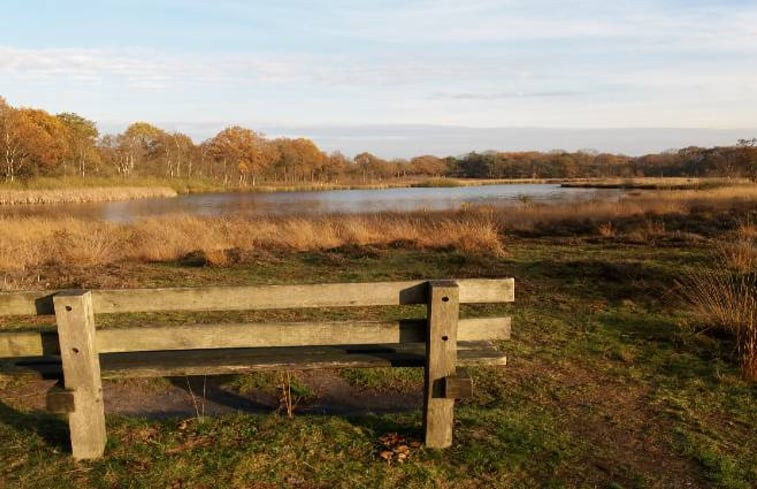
[1,184,757,488]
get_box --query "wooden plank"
[423,281,459,449]
[1,342,507,379]
[0,330,58,358]
[0,330,45,357]
[0,291,57,316]
[54,291,107,460]
[0,317,510,358]
[443,370,473,399]
[95,317,509,353]
[100,343,506,379]
[46,385,76,414]
[0,278,514,316]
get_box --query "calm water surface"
[0,184,621,222]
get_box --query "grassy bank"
[0,186,177,206]
[0,176,228,197]
[3,184,757,272]
[1,186,757,488]
[0,175,656,201]
[2,176,739,205]
[561,177,748,190]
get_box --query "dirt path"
[0,370,420,419]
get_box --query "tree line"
[2,97,756,184]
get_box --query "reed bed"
[497,184,757,234]
[0,212,506,271]
[561,177,748,190]
[0,186,177,205]
[2,184,757,272]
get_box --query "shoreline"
[560,177,748,190]
[0,186,178,206]
[0,176,747,206]
[0,178,562,206]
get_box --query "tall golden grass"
[0,187,177,205]
[0,212,506,271]
[561,177,748,190]
[2,184,757,273]
[678,225,757,381]
[495,184,757,235]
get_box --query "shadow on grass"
[344,412,424,441]
[165,375,277,415]
[0,400,69,452]
[164,373,422,418]
[598,312,739,381]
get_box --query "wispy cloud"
[0,46,528,89]
[1,0,756,152]
[435,90,586,100]
[0,47,317,89]
[301,0,757,50]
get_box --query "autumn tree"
[0,101,68,181]
[320,151,350,182]
[57,112,100,177]
[207,126,273,185]
[410,155,447,176]
[156,131,195,178]
[114,122,165,176]
[737,138,757,181]
[271,137,328,183]
[354,152,393,182]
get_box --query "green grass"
[1,242,756,487]
[341,368,423,392]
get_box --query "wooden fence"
[0,278,514,459]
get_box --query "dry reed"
[0,212,506,272]
[0,187,177,205]
[678,230,757,381]
[3,184,757,272]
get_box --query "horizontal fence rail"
[0,278,514,316]
[0,317,510,358]
[1,342,508,380]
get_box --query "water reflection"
[0,184,621,222]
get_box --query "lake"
[0,184,621,222]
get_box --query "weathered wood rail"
[0,278,514,459]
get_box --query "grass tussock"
[0,212,506,272]
[679,231,757,381]
[0,186,177,205]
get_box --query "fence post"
[53,290,106,460]
[423,280,459,448]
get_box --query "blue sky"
[1,0,756,156]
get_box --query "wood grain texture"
[0,342,507,379]
[46,386,76,414]
[423,281,459,449]
[98,342,506,379]
[443,370,473,399]
[0,317,510,358]
[0,278,514,316]
[0,291,57,316]
[53,291,107,460]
